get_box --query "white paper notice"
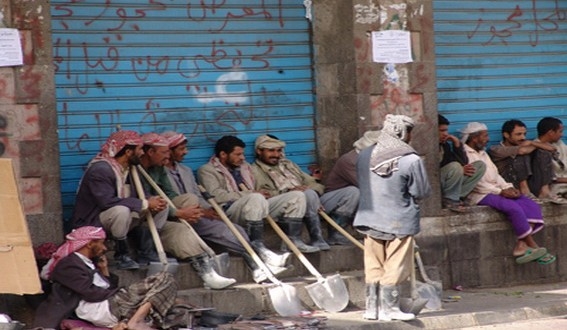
[371,30,412,64]
[0,28,23,67]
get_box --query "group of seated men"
[438,115,561,265]
[67,130,361,289]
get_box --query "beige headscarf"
[353,130,380,152]
[255,135,286,149]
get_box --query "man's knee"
[442,162,464,177]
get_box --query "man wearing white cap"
[252,134,359,251]
[461,122,555,265]
[198,136,314,253]
[137,132,237,289]
[162,131,291,283]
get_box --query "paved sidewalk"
[316,281,567,329]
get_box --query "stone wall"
[312,0,441,216]
[417,204,567,289]
[0,0,62,245]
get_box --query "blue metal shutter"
[51,1,316,220]
[434,0,567,141]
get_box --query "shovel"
[267,213,349,312]
[135,165,230,276]
[197,185,303,317]
[400,242,428,315]
[131,166,178,276]
[414,246,442,310]
[318,211,364,250]
[238,184,349,312]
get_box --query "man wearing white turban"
[462,122,555,265]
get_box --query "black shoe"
[137,251,160,265]
[115,254,140,270]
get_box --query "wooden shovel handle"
[237,184,324,280]
[197,185,282,285]
[318,211,364,250]
[130,166,168,266]
[135,165,217,258]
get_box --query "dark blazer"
[32,253,119,329]
[440,141,469,168]
[71,161,143,229]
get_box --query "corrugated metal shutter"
[433,0,567,140]
[51,1,316,220]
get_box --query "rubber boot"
[279,217,319,253]
[245,220,291,268]
[114,239,140,270]
[189,253,236,290]
[242,252,287,284]
[379,285,415,321]
[363,283,379,320]
[304,215,330,251]
[130,226,159,265]
[327,214,352,246]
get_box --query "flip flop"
[515,247,547,264]
[537,253,556,265]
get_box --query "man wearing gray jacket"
[354,114,431,321]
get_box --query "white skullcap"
[460,122,488,143]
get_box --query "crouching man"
[354,115,431,321]
[33,226,178,330]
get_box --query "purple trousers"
[478,194,544,239]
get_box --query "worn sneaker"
[115,255,140,270]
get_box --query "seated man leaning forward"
[438,114,485,210]
[161,131,291,283]
[252,134,359,251]
[461,122,556,265]
[137,132,236,290]
[70,130,168,270]
[34,226,177,330]
[488,119,555,200]
[197,136,311,252]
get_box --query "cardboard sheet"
[0,158,42,294]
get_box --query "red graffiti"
[187,0,284,32]
[468,0,567,47]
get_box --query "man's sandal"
[515,247,547,264]
[536,253,556,265]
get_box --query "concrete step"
[111,244,364,290]
[176,270,366,316]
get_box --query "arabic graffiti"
[467,0,567,47]
[51,0,292,153]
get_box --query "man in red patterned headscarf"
[70,130,168,270]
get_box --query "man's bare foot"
[112,322,128,330]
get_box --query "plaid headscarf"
[162,131,187,149]
[141,132,170,147]
[41,226,106,280]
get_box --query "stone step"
[111,244,364,290]
[176,270,366,316]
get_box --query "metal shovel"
[136,165,230,276]
[131,166,178,276]
[197,185,303,317]
[400,242,428,315]
[267,214,349,312]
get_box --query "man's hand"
[463,164,476,177]
[500,187,520,199]
[256,189,271,199]
[441,134,461,147]
[148,196,167,213]
[96,255,110,277]
[176,205,204,224]
[202,207,220,220]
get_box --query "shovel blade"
[147,258,179,277]
[268,283,303,317]
[305,274,349,313]
[416,281,442,310]
[400,297,428,315]
[211,252,230,277]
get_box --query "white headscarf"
[382,114,415,141]
[460,122,488,143]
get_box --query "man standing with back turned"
[354,114,431,322]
